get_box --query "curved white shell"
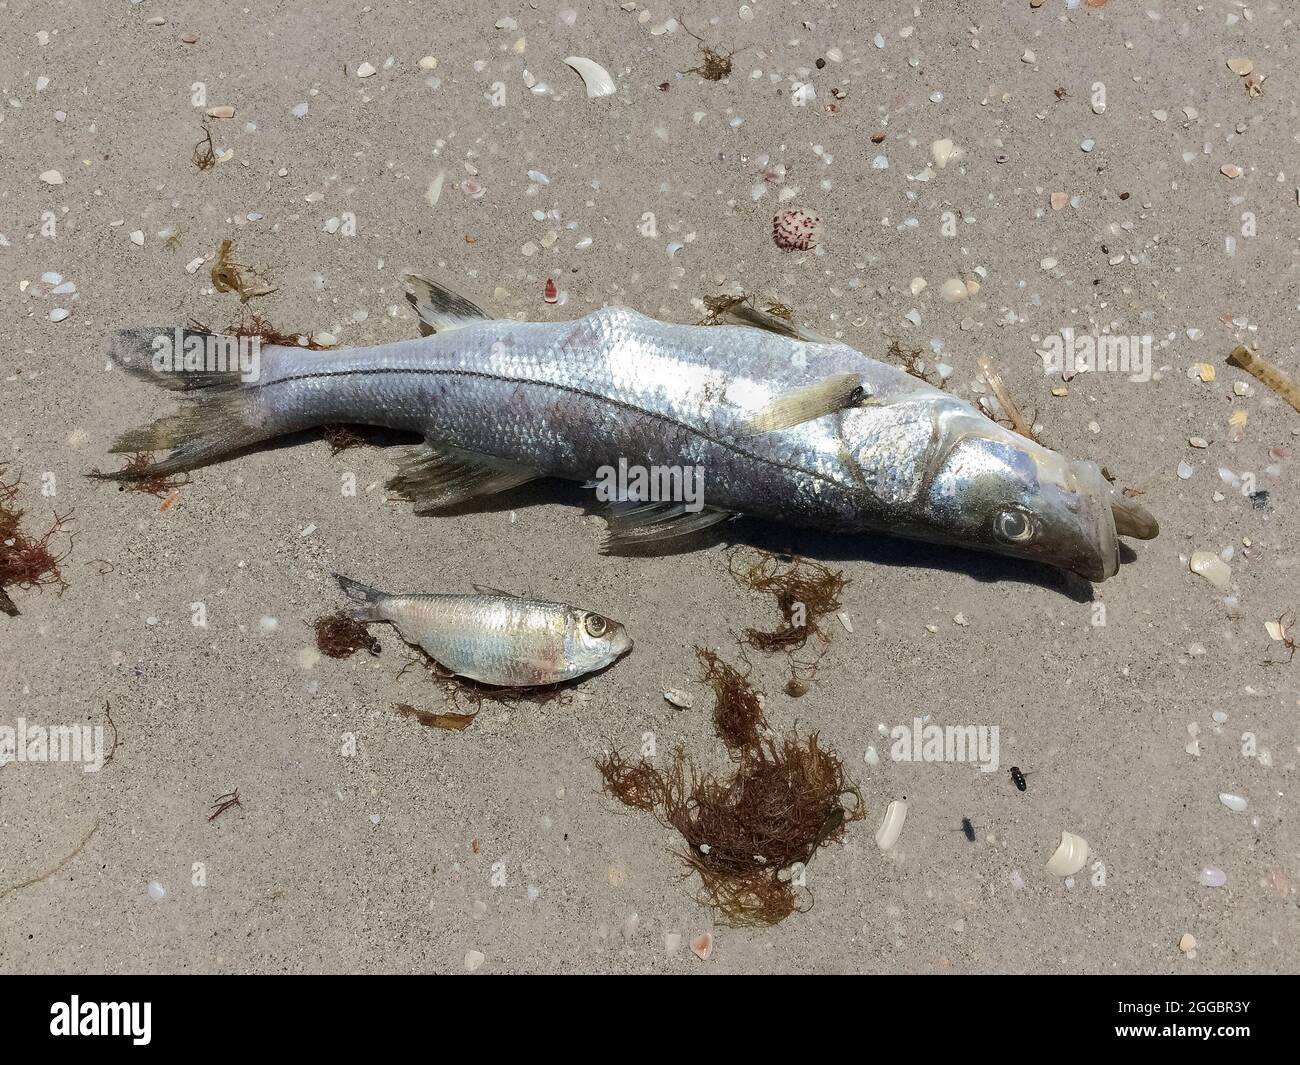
[1045,830,1089,877]
[564,56,616,98]
[874,799,908,851]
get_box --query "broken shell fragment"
[1045,830,1089,877]
[1189,551,1231,591]
[1218,792,1248,812]
[690,932,713,960]
[662,688,693,710]
[205,105,236,119]
[1226,57,1254,76]
[772,208,822,251]
[874,799,908,852]
[930,138,962,169]
[564,56,616,98]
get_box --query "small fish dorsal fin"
[405,275,492,335]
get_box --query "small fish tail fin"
[333,574,388,620]
[99,327,272,482]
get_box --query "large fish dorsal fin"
[405,275,492,335]
[714,301,830,344]
[388,440,540,512]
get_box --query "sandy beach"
[2,0,1297,973]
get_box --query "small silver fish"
[335,575,631,687]
[103,277,1158,582]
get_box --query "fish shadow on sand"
[424,478,1109,603]
[103,437,1111,603]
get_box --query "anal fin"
[388,441,540,512]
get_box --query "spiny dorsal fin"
[715,302,829,344]
[387,440,539,512]
[405,275,491,336]
[741,372,867,434]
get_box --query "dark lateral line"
[256,365,848,493]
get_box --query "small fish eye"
[584,614,608,637]
[995,509,1032,542]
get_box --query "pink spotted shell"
[772,208,822,251]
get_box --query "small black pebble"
[815,57,826,69]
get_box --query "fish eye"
[995,509,1033,542]
[584,614,609,637]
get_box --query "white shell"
[1045,830,1089,877]
[1218,792,1248,812]
[662,688,693,710]
[874,799,907,851]
[564,56,616,98]
[1189,551,1231,590]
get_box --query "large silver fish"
[104,277,1157,581]
[335,575,631,686]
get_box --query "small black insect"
[959,817,976,842]
[1009,766,1027,792]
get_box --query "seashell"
[1218,792,1247,812]
[931,138,962,169]
[1189,551,1231,591]
[564,56,616,98]
[1045,830,1089,877]
[772,208,822,251]
[939,278,967,303]
[1226,57,1253,76]
[662,688,693,709]
[875,799,907,851]
[690,932,713,960]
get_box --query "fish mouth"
[1108,484,1159,539]
[1065,460,1120,582]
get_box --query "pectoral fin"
[742,372,867,434]
[388,441,540,512]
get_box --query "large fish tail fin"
[333,574,388,621]
[97,327,274,481]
